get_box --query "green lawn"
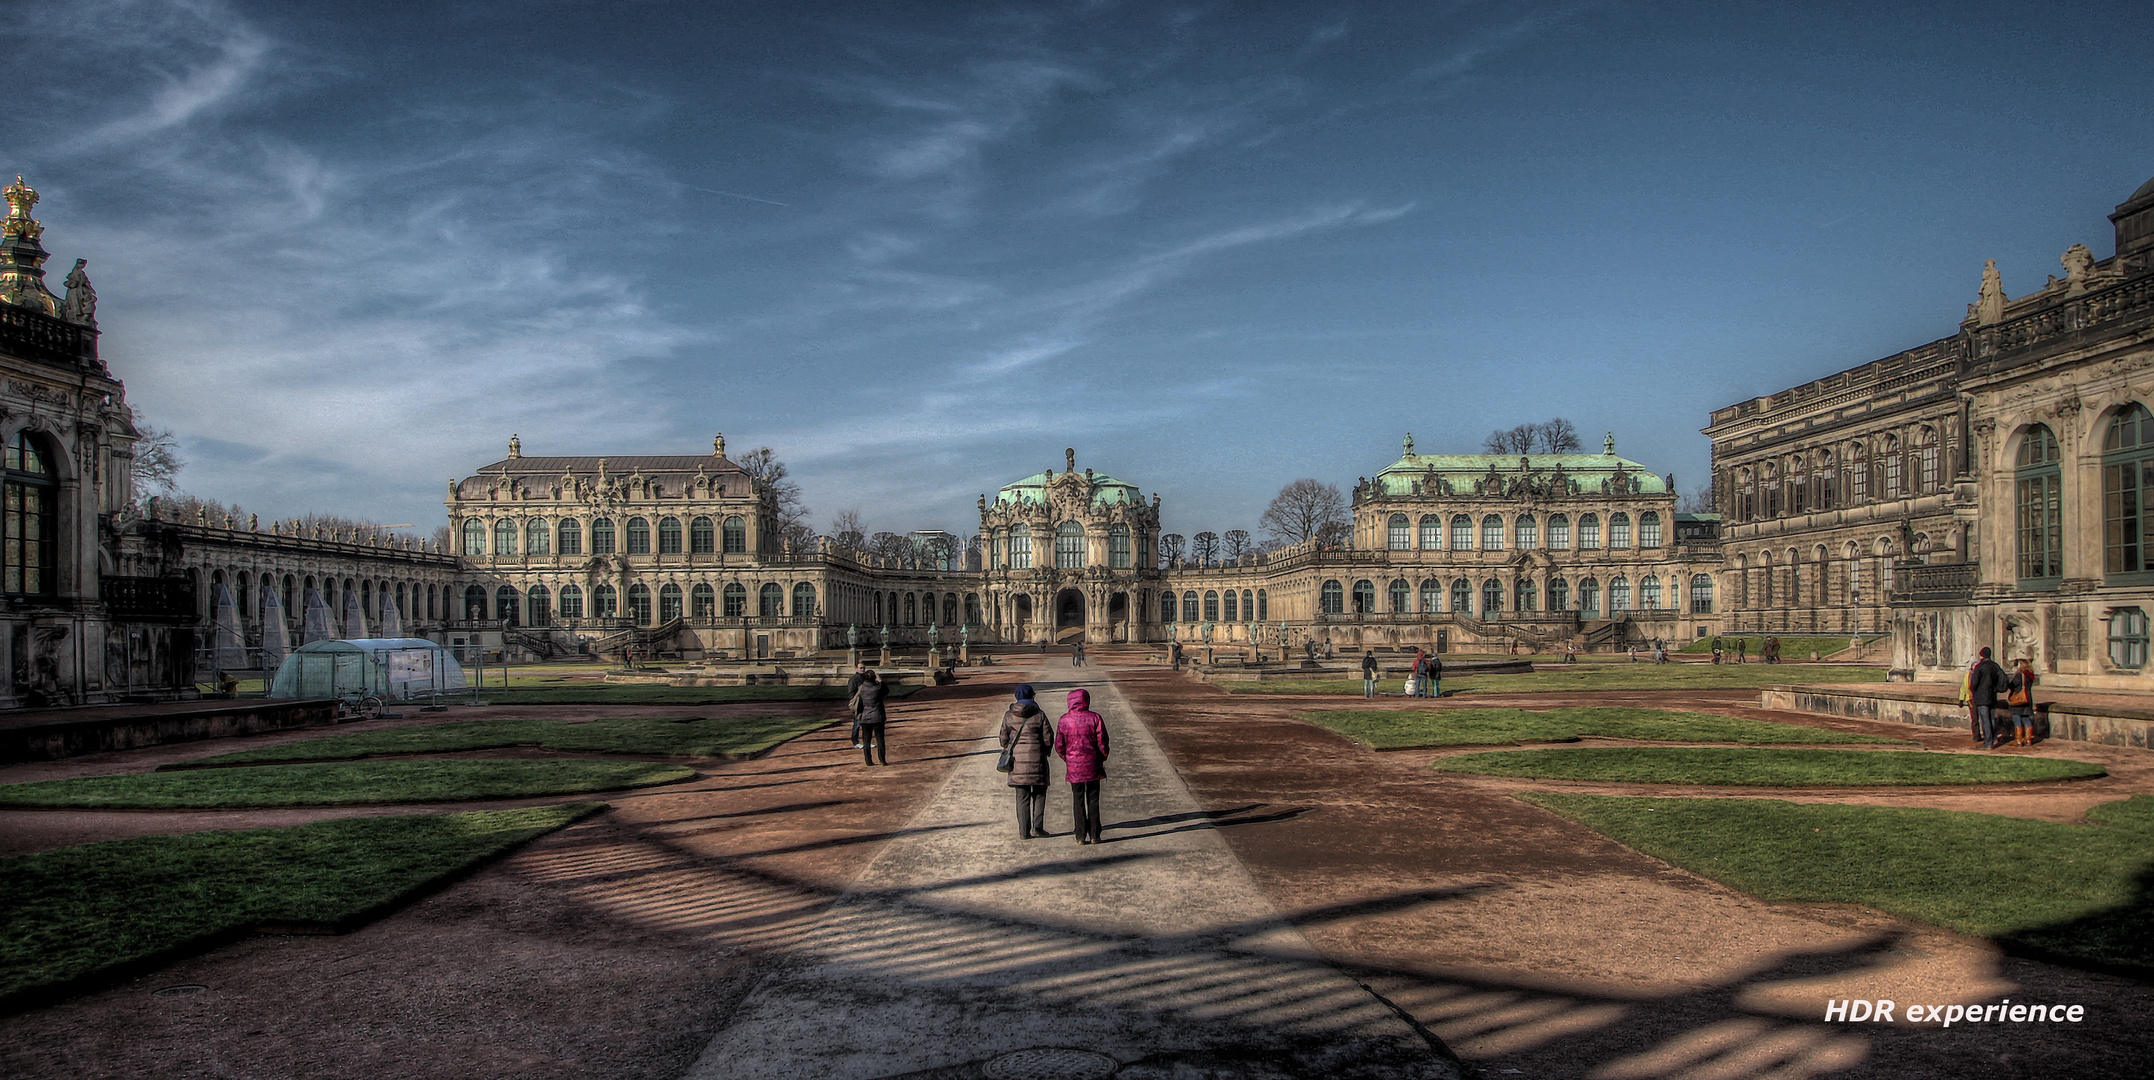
[175,714,835,768]
[1522,794,2154,972]
[1224,664,1886,695]
[1434,746,2104,786]
[1296,705,1912,749]
[472,682,919,705]
[0,759,696,809]
[1678,635,1879,658]
[0,804,601,1007]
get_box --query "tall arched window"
[2018,425,2063,585]
[1609,512,1632,548]
[658,517,683,554]
[1450,514,1473,550]
[1161,592,1178,623]
[1481,578,1503,615]
[1548,577,1569,611]
[1917,427,1941,491]
[2,433,56,596]
[1883,435,1904,498]
[559,584,584,620]
[1204,590,1220,621]
[596,584,621,618]
[1389,578,1410,612]
[1847,444,1869,502]
[1387,514,1411,550]
[1009,524,1032,569]
[1256,589,1268,620]
[1638,512,1661,548]
[761,582,784,618]
[591,517,616,554]
[1788,456,1806,514]
[1689,574,1714,614]
[626,583,652,625]
[518,518,546,555]
[1419,514,1441,550]
[1548,514,1570,549]
[1516,515,1538,549]
[1108,524,1131,568]
[721,516,747,554]
[1578,577,1600,615]
[461,519,486,555]
[463,584,488,621]
[1056,521,1085,568]
[494,519,517,555]
[1241,590,1253,621]
[794,582,817,618]
[1420,577,1442,612]
[1351,579,1375,614]
[1481,514,1505,550]
[658,583,683,622]
[496,585,521,626]
[902,592,916,624]
[1320,580,1344,615]
[626,517,651,555]
[1515,578,1536,611]
[723,582,746,617]
[690,516,715,554]
[1640,575,1662,609]
[1609,576,1632,612]
[2105,404,2154,576]
[1578,513,1601,548]
[943,594,957,625]
[558,518,583,555]
[1818,449,1837,509]
[691,582,715,618]
[1451,578,1471,613]
[1223,590,1238,621]
[527,584,551,625]
[1184,591,1202,622]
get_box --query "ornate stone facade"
[977,448,1162,644]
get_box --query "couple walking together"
[999,683,1109,844]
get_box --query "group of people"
[1961,647,2042,749]
[1359,648,1443,698]
[999,683,1110,843]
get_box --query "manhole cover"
[153,984,207,998]
[982,1048,1118,1080]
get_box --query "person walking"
[2008,658,2039,746]
[1057,688,1110,844]
[846,660,873,749]
[1736,639,1747,664]
[1959,654,1982,743]
[853,667,889,765]
[1426,651,1444,699]
[1000,684,1055,839]
[1412,648,1430,697]
[1968,647,2007,750]
[1361,650,1379,697]
[1072,640,1086,667]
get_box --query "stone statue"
[507,434,521,458]
[61,259,95,325]
[2062,243,2095,293]
[1065,447,1076,473]
[1603,432,1616,455]
[1403,432,1414,456]
[847,623,858,647]
[713,433,725,457]
[1977,259,2006,324]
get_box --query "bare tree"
[1190,531,1220,566]
[1679,483,1717,515]
[130,417,183,496]
[920,534,958,570]
[1536,417,1581,454]
[734,446,811,543]
[867,531,914,567]
[1259,478,1348,546]
[828,509,867,554]
[1314,519,1352,548]
[1158,532,1187,568]
[1221,529,1252,562]
[1482,429,1511,454]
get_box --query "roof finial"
[507,433,521,458]
[1065,447,1076,473]
[1403,432,1414,456]
[713,432,726,457]
[1603,431,1616,455]
[0,174,60,316]
[3,176,41,240]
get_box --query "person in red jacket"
[1056,688,1110,845]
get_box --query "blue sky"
[10,0,2153,539]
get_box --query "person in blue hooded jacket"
[999,683,1056,839]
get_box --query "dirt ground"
[2,661,2150,1079]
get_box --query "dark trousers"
[1976,706,2002,748]
[1070,780,1101,842]
[1013,784,1048,838]
[859,722,886,765]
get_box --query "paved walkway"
[686,669,1458,1080]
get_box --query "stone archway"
[1012,594,1033,642]
[1055,588,1087,643]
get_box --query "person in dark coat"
[853,668,889,765]
[1968,647,2007,749]
[1056,688,1110,845]
[999,683,1056,839]
[1360,650,1379,698]
[1427,651,1444,698]
[845,660,873,749]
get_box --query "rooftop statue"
[61,259,95,326]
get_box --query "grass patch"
[177,714,834,768]
[1434,747,2104,786]
[0,759,695,809]
[1678,635,1878,658]
[0,804,601,1008]
[473,682,920,705]
[1296,706,1912,749]
[1520,793,2154,972]
[1225,664,1887,696]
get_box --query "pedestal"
[879,646,892,666]
[959,644,970,666]
[848,647,860,669]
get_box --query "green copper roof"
[995,470,1142,507]
[1373,452,1670,496]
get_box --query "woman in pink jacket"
[1056,688,1110,845]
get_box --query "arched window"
[723,582,746,617]
[463,584,488,621]
[1481,579,1503,615]
[1420,577,1442,612]
[1450,514,1473,551]
[626,583,652,625]
[967,593,982,624]
[1689,574,1714,614]
[1548,577,1569,611]
[943,594,957,625]
[1320,580,1344,615]
[558,518,583,555]
[1351,579,1375,614]
[1917,427,1941,491]
[1184,591,1202,622]
[1161,591,1178,623]
[1419,514,1441,550]
[1788,456,1807,514]
[659,583,683,623]
[559,584,584,619]
[1846,444,1869,503]
[1639,512,1661,548]
[2018,425,2063,584]
[626,517,651,555]
[1516,578,1536,611]
[1257,589,1268,621]
[1009,524,1032,569]
[1451,578,1471,612]
[1108,524,1131,568]
[1387,514,1411,550]
[690,516,715,553]
[722,516,747,554]
[2,433,56,596]
[1579,513,1601,548]
[1223,589,1238,621]
[496,585,521,626]
[593,583,619,619]
[1516,515,1537,549]
[525,518,549,555]
[1818,449,1837,509]
[760,582,784,618]
[1056,521,1085,568]
[1609,512,1632,548]
[691,583,715,618]
[527,584,552,626]
[1548,514,1570,549]
[494,519,517,555]
[658,517,683,554]
[1389,578,1411,612]
[591,517,616,554]
[903,592,916,624]
[1241,590,1254,621]
[1204,590,1220,621]
[1640,575,1662,609]
[461,519,486,555]
[1759,551,1775,607]
[1610,576,1632,612]
[794,582,817,618]
[1481,514,1504,550]
[2105,404,2154,576]
[1883,435,1904,498]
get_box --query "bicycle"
[337,690,385,721]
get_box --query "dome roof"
[2130,175,2154,206]
[994,469,1142,508]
